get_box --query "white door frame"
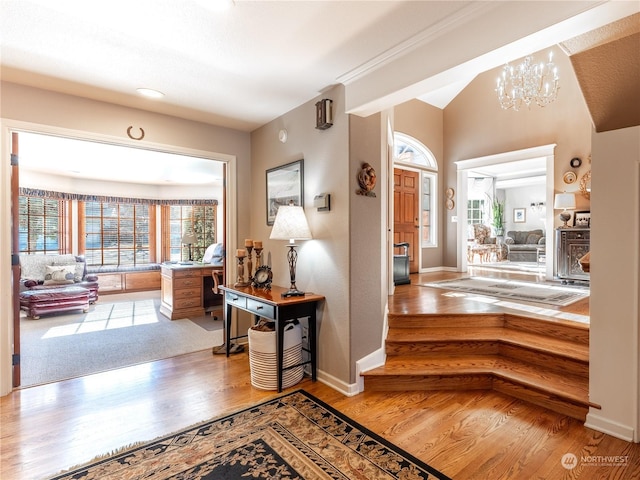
[455,144,556,279]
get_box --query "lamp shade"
[553,193,576,210]
[181,233,197,244]
[269,205,312,242]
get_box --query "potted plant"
[490,198,505,236]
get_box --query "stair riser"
[386,341,499,356]
[505,316,589,345]
[498,344,588,378]
[388,314,504,329]
[365,374,493,392]
[493,378,588,421]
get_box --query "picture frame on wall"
[266,159,304,225]
[513,208,526,223]
[573,210,591,227]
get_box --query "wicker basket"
[248,321,303,390]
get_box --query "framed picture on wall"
[266,159,304,225]
[573,210,591,227]
[513,208,526,223]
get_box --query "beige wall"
[250,86,355,389]
[394,100,444,269]
[0,82,252,395]
[443,46,593,266]
[587,125,640,441]
[349,112,385,379]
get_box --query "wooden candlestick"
[234,255,249,287]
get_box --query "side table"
[220,284,324,392]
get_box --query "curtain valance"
[19,188,218,206]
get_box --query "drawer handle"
[231,296,239,301]
[256,305,263,310]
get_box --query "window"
[18,195,66,254]
[467,199,485,225]
[83,201,151,266]
[394,132,438,247]
[164,205,216,262]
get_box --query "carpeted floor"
[423,276,589,307]
[46,389,451,480]
[20,291,224,387]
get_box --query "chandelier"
[496,52,559,111]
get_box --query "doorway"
[455,144,556,279]
[10,128,234,387]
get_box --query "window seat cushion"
[87,264,161,274]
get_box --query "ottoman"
[20,286,90,319]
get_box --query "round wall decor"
[570,157,582,168]
[563,171,577,184]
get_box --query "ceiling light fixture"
[136,88,165,99]
[496,52,559,111]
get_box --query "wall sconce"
[530,202,545,212]
[313,193,331,211]
[315,98,333,130]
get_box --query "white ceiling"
[3,1,638,134]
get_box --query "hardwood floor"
[2,268,638,480]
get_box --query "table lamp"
[181,233,197,261]
[269,202,312,297]
[553,193,576,228]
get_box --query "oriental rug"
[423,276,589,307]
[47,390,450,480]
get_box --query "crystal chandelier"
[496,52,559,111]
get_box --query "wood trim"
[11,132,20,387]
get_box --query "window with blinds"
[18,196,65,254]
[83,201,150,266]
[165,205,216,262]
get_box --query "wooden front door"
[393,168,419,273]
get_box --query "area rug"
[423,277,589,306]
[47,390,450,480]
[21,291,223,386]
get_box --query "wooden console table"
[160,263,223,320]
[220,284,324,392]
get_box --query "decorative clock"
[252,265,273,290]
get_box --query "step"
[388,313,505,329]
[362,355,590,420]
[385,327,588,377]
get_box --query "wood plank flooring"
[2,268,638,480]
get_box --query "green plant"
[488,196,504,232]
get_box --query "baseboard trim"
[420,266,458,273]
[585,411,636,442]
[316,369,360,397]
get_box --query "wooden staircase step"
[362,355,589,420]
[388,313,505,329]
[385,327,588,366]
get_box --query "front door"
[393,168,419,273]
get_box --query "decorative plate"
[446,198,455,210]
[563,171,577,184]
[445,187,455,199]
[252,265,273,289]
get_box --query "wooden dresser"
[160,263,222,320]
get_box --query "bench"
[20,286,90,319]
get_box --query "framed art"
[573,210,591,227]
[266,159,304,225]
[513,208,526,223]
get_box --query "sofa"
[503,229,545,262]
[20,254,98,302]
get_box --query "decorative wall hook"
[356,162,376,197]
[127,126,145,140]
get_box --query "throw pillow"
[504,237,514,245]
[526,234,542,245]
[43,265,75,285]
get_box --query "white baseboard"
[315,369,360,397]
[585,411,636,442]
[420,266,458,273]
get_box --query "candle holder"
[234,256,250,287]
[246,245,254,282]
[254,247,263,268]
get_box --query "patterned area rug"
[47,390,450,480]
[423,277,589,306]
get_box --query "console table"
[220,284,324,392]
